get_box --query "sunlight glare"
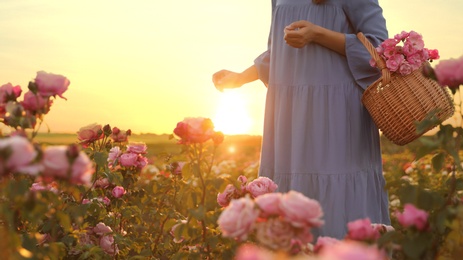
[213,91,252,135]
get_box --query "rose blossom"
[0,135,38,174]
[34,71,70,99]
[77,123,104,147]
[108,146,121,166]
[95,178,110,188]
[434,55,463,89]
[111,127,130,142]
[254,218,298,251]
[217,184,241,207]
[100,235,119,255]
[217,196,260,241]
[173,117,215,144]
[112,186,126,198]
[234,243,273,260]
[93,222,113,236]
[42,146,94,185]
[21,91,51,114]
[318,240,387,260]
[0,83,22,102]
[119,153,138,167]
[396,203,429,231]
[245,177,278,198]
[254,192,282,217]
[126,142,147,154]
[346,218,380,241]
[279,190,324,228]
[313,236,340,253]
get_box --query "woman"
[212,0,390,239]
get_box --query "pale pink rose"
[93,222,113,236]
[313,236,340,253]
[246,177,278,198]
[108,146,121,166]
[396,203,429,231]
[234,243,273,260]
[217,196,260,241]
[254,192,282,218]
[318,240,387,260]
[173,117,215,144]
[76,123,104,147]
[126,142,147,154]
[30,182,58,193]
[434,55,463,89]
[100,235,119,255]
[21,91,51,114]
[385,54,405,72]
[119,153,138,167]
[279,190,324,228]
[42,146,94,185]
[346,218,380,241]
[399,61,414,76]
[0,136,37,174]
[394,31,410,41]
[34,71,70,99]
[0,83,22,102]
[254,218,298,251]
[217,184,240,207]
[371,223,395,234]
[70,151,94,185]
[96,196,111,206]
[110,127,130,142]
[95,178,110,188]
[405,31,424,51]
[112,186,126,198]
[170,220,187,243]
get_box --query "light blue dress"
[255,0,391,239]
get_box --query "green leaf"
[94,152,108,168]
[56,211,72,232]
[431,152,445,172]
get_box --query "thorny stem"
[80,165,99,203]
[152,185,174,254]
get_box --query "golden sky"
[1,0,462,135]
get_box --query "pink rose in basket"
[372,30,438,76]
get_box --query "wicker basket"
[357,32,455,146]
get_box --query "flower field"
[1,53,463,259]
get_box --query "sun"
[213,91,253,135]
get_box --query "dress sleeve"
[254,0,276,86]
[343,0,388,90]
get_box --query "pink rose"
[346,218,380,241]
[126,142,147,154]
[136,155,148,169]
[217,196,260,241]
[394,31,410,41]
[170,161,185,176]
[108,146,121,166]
[428,49,440,60]
[217,184,240,207]
[95,178,110,188]
[93,222,113,236]
[21,91,52,114]
[279,190,324,228]
[385,54,405,72]
[111,127,130,142]
[318,240,387,260]
[434,55,463,89]
[112,186,126,198]
[96,196,111,206]
[313,236,340,254]
[234,243,273,260]
[0,83,22,102]
[34,71,70,99]
[254,192,282,218]
[245,177,278,198]
[119,153,138,167]
[0,136,38,174]
[396,203,429,231]
[173,117,215,144]
[99,235,119,255]
[42,146,94,185]
[77,123,104,147]
[254,218,298,251]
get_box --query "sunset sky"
[1,0,462,135]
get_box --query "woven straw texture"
[357,32,455,146]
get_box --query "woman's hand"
[284,20,320,48]
[212,70,243,92]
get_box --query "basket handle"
[356,32,391,86]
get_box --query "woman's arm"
[284,20,346,56]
